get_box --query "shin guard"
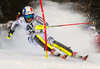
[53,40,73,56]
[34,34,53,51]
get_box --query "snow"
[0,1,100,69]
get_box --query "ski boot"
[50,49,61,56]
[50,49,68,59]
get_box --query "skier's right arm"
[7,20,19,39]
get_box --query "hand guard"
[7,30,14,39]
[35,25,48,30]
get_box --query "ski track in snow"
[0,1,100,69]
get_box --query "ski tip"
[82,55,88,61]
[62,55,68,59]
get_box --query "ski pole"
[16,12,20,20]
[7,12,20,39]
[35,22,94,30]
[48,22,94,28]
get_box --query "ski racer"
[7,6,88,60]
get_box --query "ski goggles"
[24,14,34,19]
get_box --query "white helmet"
[22,6,34,15]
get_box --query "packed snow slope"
[0,1,100,69]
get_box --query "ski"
[50,49,88,61]
[61,54,88,61]
[51,53,88,61]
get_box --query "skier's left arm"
[35,16,49,30]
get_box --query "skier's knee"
[47,36,55,45]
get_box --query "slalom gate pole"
[39,0,48,58]
[49,22,94,28]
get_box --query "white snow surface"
[0,1,100,69]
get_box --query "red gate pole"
[39,0,48,58]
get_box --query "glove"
[7,30,14,39]
[35,25,48,30]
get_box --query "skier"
[7,6,88,60]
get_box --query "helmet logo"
[26,11,31,14]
